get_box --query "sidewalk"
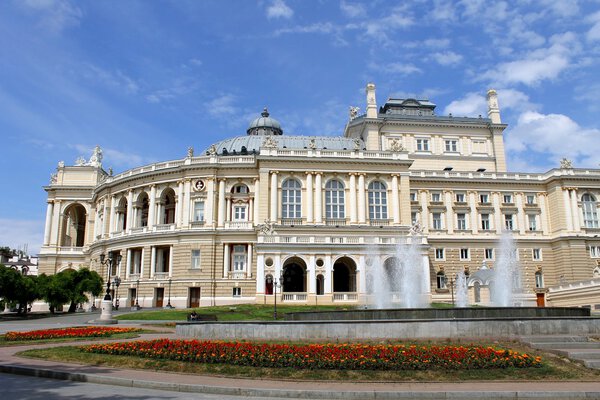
[1,332,600,399]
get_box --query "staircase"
[521,335,600,369]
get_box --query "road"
[1,373,286,400]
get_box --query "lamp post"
[135,279,141,309]
[273,274,282,320]
[98,251,122,323]
[445,275,456,306]
[166,278,173,308]
[112,276,121,310]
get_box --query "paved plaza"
[1,312,600,399]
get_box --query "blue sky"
[1,0,600,254]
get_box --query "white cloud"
[505,111,600,169]
[189,58,203,67]
[81,64,139,95]
[586,11,600,42]
[423,38,450,48]
[0,219,44,255]
[429,0,456,22]
[444,92,486,117]
[21,0,82,33]
[340,1,366,18]
[266,0,293,19]
[363,5,413,41]
[375,62,422,76]
[69,144,148,168]
[205,94,238,117]
[431,51,463,66]
[275,22,335,36]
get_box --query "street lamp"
[112,276,121,310]
[166,278,173,308]
[445,275,456,306]
[135,279,141,309]
[273,274,282,320]
[98,251,122,323]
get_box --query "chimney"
[487,89,501,124]
[366,83,377,118]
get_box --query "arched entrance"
[282,257,306,293]
[265,274,274,295]
[316,274,324,295]
[61,204,87,247]
[333,257,357,292]
[383,256,401,292]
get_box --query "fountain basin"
[176,307,600,341]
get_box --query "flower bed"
[4,326,140,341]
[82,339,542,370]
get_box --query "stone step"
[520,335,589,344]
[556,350,600,360]
[530,342,600,350]
[584,359,600,369]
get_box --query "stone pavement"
[1,313,600,399]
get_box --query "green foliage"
[39,268,103,313]
[0,264,40,314]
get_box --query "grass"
[116,304,356,321]
[0,331,143,347]
[17,339,600,382]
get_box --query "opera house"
[37,83,600,310]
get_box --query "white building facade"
[38,84,600,310]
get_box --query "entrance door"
[129,288,136,307]
[536,292,545,307]
[155,288,164,308]
[189,288,201,308]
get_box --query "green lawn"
[116,304,357,321]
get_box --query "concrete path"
[521,335,600,369]
[1,315,600,399]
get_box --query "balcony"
[282,293,307,302]
[155,224,175,232]
[190,220,206,228]
[225,221,252,229]
[333,292,358,302]
[325,219,346,226]
[369,219,390,226]
[154,271,169,280]
[228,271,247,279]
[280,218,303,226]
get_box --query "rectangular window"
[232,287,241,297]
[432,212,442,230]
[416,138,430,151]
[472,139,487,154]
[155,247,170,274]
[445,139,458,152]
[460,248,470,260]
[481,214,490,230]
[233,205,247,221]
[431,192,441,202]
[191,250,201,269]
[455,193,465,203]
[435,248,445,260]
[526,194,536,205]
[532,248,542,260]
[411,212,418,225]
[193,201,205,222]
[457,213,467,230]
[232,245,247,271]
[410,191,417,202]
[479,193,489,203]
[528,214,537,231]
[504,214,514,230]
[590,246,600,258]
[130,249,142,275]
[503,193,513,204]
[485,248,494,260]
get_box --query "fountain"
[455,271,468,308]
[490,231,521,306]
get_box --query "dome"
[247,107,283,136]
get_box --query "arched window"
[231,184,249,194]
[535,270,544,288]
[281,179,301,219]
[325,179,345,220]
[368,181,388,220]
[474,281,481,303]
[436,271,446,289]
[582,194,599,228]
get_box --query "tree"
[39,268,103,313]
[0,264,40,315]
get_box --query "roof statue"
[410,221,423,235]
[50,172,57,184]
[257,220,276,236]
[308,138,317,149]
[207,144,217,156]
[353,138,361,150]
[57,160,65,168]
[262,136,279,149]
[88,145,103,168]
[187,146,194,158]
[75,156,86,166]
[560,158,573,169]
[349,106,360,121]
[389,138,404,152]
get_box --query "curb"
[2,364,600,399]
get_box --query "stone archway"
[383,256,401,292]
[61,204,87,247]
[333,257,357,292]
[282,257,306,293]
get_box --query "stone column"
[182,179,191,227]
[571,189,581,231]
[126,190,134,231]
[325,254,333,294]
[148,185,156,229]
[168,246,173,278]
[253,179,260,224]
[399,173,411,225]
[308,255,316,294]
[349,173,357,223]
[256,254,265,293]
[226,197,231,222]
[246,244,252,278]
[306,172,313,223]
[217,179,226,227]
[108,196,116,234]
[468,191,478,234]
[419,190,429,233]
[270,171,278,222]
[315,172,323,224]
[538,193,549,235]
[391,175,400,224]
[516,192,526,234]
[223,244,230,278]
[102,198,108,237]
[444,190,454,233]
[43,201,54,245]
[492,192,502,234]
[126,249,131,280]
[249,198,254,223]
[358,174,366,223]
[358,255,366,296]
[150,246,156,278]
[175,181,184,227]
[206,178,215,227]
[563,188,573,231]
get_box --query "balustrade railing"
[282,293,307,301]
[333,292,358,301]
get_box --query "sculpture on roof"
[88,145,103,167]
[560,158,573,169]
[389,138,404,152]
[410,221,423,235]
[187,146,194,158]
[50,172,57,184]
[75,156,86,166]
[349,106,360,121]
[353,138,361,150]
[262,136,278,149]
[308,138,317,149]
[57,160,65,168]
[207,144,217,156]
[257,220,276,236]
